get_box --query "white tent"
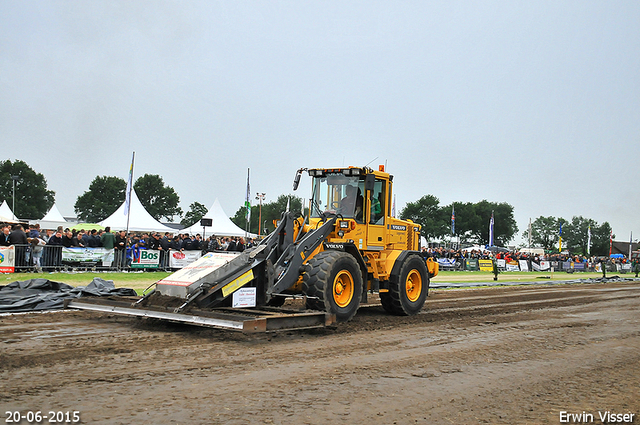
[181,198,256,238]
[0,200,18,222]
[42,203,67,222]
[32,203,72,230]
[99,189,176,233]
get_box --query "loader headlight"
[341,168,361,176]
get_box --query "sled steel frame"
[65,298,335,333]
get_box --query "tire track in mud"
[2,282,639,424]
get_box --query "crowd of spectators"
[421,245,635,270]
[0,222,257,271]
[2,222,636,273]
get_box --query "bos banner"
[131,249,160,269]
[0,246,15,273]
[169,250,202,269]
[62,247,114,264]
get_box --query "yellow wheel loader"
[68,166,438,331]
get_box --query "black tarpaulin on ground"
[0,278,137,313]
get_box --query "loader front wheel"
[302,250,362,322]
[380,254,429,316]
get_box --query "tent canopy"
[0,200,18,222]
[98,189,176,233]
[181,198,256,238]
[41,203,66,221]
[31,203,73,230]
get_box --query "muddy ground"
[1,281,639,425]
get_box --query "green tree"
[231,195,305,235]
[74,176,126,222]
[445,201,481,243]
[399,195,446,240]
[181,201,208,227]
[564,216,597,255]
[467,200,518,246]
[0,159,55,219]
[134,174,182,221]
[590,222,614,256]
[528,216,563,251]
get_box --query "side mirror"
[293,169,302,191]
[364,174,375,191]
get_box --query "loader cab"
[308,167,389,249]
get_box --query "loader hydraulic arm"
[267,214,337,297]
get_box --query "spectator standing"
[88,229,101,247]
[1,225,10,246]
[10,224,29,268]
[226,237,237,252]
[62,230,74,248]
[115,230,127,268]
[101,227,116,250]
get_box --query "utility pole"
[11,175,19,221]
[256,193,266,236]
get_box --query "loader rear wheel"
[302,250,362,322]
[380,254,429,316]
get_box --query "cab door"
[366,178,386,250]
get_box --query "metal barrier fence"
[434,257,629,273]
[7,245,180,273]
[5,244,636,275]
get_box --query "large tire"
[302,250,363,322]
[380,254,429,316]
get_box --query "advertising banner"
[232,287,257,308]
[62,247,114,265]
[478,259,493,272]
[532,261,551,271]
[0,246,15,273]
[505,263,520,272]
[465,259,479,271]
[131,249,160,269]
[519,260,529,272]
[436,258,457,268]
[496,259,506,269]
[169,250,203,269]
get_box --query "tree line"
[0,160,615,254]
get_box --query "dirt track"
[1,281,639,424]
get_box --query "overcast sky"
[1,1,638,244]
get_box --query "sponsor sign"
[232,287,257,308]
[0,246,15,273]
[465,259,479,271]
[222,269,255,297]
[532,261,551,271]
[519,260,529,272]
[131,249,160,269]
[157,252,241,287]
[62,247,115,264]
[506,263,520,271]
[478,259,494,272]
[169,250,202,269]
[436,258,457,267]
[496,259,507,269]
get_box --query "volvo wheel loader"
[68,165,438,331]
